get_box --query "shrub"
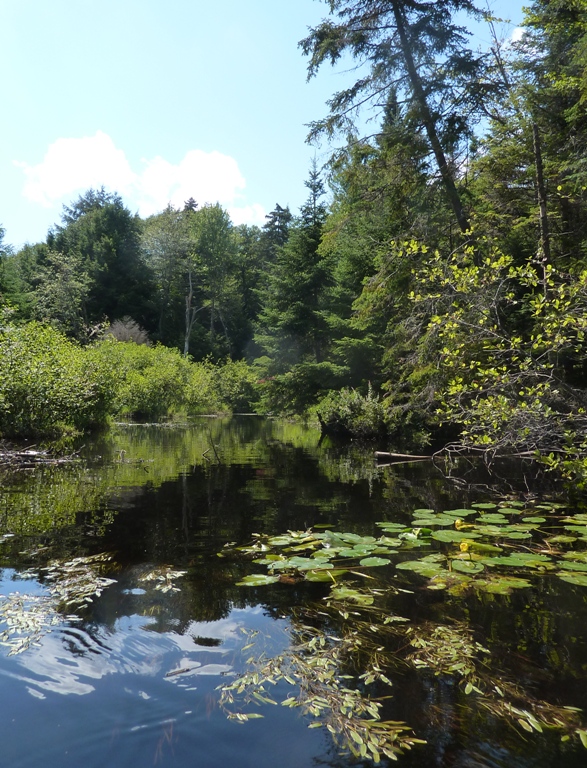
[259,362,348,414]
[105,316,151,345]
[213,359,260,413]
[0,322,113,437]
[311,385,388,439]
[92,339,191,421]
[185,361,223,415]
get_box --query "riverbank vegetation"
[2,1,587,479]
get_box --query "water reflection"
[0,418,584,767]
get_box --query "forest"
[1,0,587,482]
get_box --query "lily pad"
[557,572,587,587]
[475,576,533,594]
[431,530,481,543]
[476,514,507,524]
[237,574,280,586]
[442,508,478,517]
[450,559,484,574]
[305,569,348,582]
[558,561,587,572]
[471,503,498,509]
[359,557,391,567]
[522,517,546,524]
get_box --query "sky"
[0,0,527,248]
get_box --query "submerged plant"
[0,553,117,655]
[219,499,587,757]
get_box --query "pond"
[0,417,586,767]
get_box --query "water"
[0,417,585,767]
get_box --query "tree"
[49,188,156,329]
[256,167,331,368]
[300,0,497,237]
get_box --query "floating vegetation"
[139,566,187,593]
[0,553,117,655]
[219,623,425,762]
[219,498,587,758]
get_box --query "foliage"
[407,238,587,470]
[220,499,587,754]
[311,384,388,438]
[91,339,192,421]
[257,361,348,414]
[0,553,116,655]
[0,322,113,437]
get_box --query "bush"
[92,339,191,421]
[185,361,223,415]
[258,362,349,414]
[213,359,260,412]
[311,385,388,439]
[0,322,113,437]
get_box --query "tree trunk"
[532,121,551,274]
[391,1,471,239]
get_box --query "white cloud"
[228,203,267,226]
[511,27,526,43]
[15,132,265,225]
[15,131,135,207]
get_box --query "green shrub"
[185,360,223,415]
[259,362,348,414]
[0,322,113,437]
[213,359,260,413]
[92,339,191,421]
[311,385,388,439]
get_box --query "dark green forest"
[2,0,587,480]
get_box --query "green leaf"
[359,557,391,567]
[431,530,481,543]
[236,574,280,587]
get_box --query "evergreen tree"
[300,0,498,236]
[256,168,330,369]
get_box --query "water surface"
[0,418,585,767]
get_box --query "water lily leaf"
[396,559,448,578]
[237,574,280,586]
[522,517,546,524]
[564,525,587,534]
[476,514,507,524]
[471,503,498,509]
[305,569,347,582]
[410,515,455,527]
[474,576,532,594]
[441,508,478,517]
[359,557,391,567]
[267,536,296,546]
[481,553,551,568]
[431,530,481,543]
[558,561,587,572]
[502,532,533,540]
[498,500,526,508]
[450,559,484,574]
[412,509,435,516]
[563,552,587,563]
[468,541,503,553]
[546,535,577,544]
[338,533,377,544]
[498,506,525,514]
[330,587,374,605]
[376,523,408,532]
[557,572,587,587]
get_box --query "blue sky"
[1,0,526,248]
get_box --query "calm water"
[0,417,586,767]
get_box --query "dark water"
[0,417,586,767]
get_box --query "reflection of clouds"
[4,606,267,699]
